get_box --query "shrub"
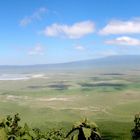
[131,113,140,140]
[66,118,101,140]
[0,114,65,140]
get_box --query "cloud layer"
[43,21,95,39]
[29,44,44,55]
[74,45,85,50]
[105,36,140,46]
[20,7,47,26]
[99,19,140,35]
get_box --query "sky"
[1,0,140,65]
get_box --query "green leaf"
[83,128,91,138]
[73,134,78,140]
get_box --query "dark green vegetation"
[0,114,140,140]
[66,118,101,140]
[0,114,101,140]
[0,114,66,140]
[0,55,140,139]
[131,113,140,140]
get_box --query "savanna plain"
[0,65,140,139]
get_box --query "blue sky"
[1,0,140,65]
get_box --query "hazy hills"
[0,55,140,73]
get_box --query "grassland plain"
[0,68,140,139]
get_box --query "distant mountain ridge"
[0,55,140,73]
[1,55,140,66]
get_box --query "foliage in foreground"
[0,114,101,140]
[0,113,65,140]
[0,113,140,140]
[66,118,101,140]
[131,113,140,140]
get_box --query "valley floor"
[0,69,140,139]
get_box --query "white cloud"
[75,45,85,51]
[105,36,140,46]
[20,7,47,26]
[43,20,95,39]
[29,44,44,55]
[99,19,140,35]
